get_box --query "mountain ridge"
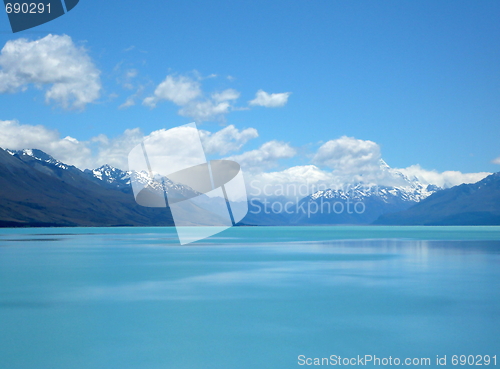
[2,147,497,227]
[0,148,175,227]
[374,172,500,225]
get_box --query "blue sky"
[0,0,499,187]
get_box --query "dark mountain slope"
[374,172,500,225]
[0,148,174,227]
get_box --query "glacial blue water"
[0,226,499,369]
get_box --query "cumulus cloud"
[0,34,101,110]
[313,136,381,175]
[397,165,490,188]
[179,88,241,121]
[212,88,239,102]
[179,100,232,122]
[245,165,335,198]
[0,119,93,168]
[492,157,500,165]
[309,135,493,188]
[144,73,292,121]
[249,90,291,108]
[0,120,490,192]
[143,75,201,108]
[0,120,262,171]
[226,141,296,172]
[143,74,242,122]
[255,165,332,184]
[90,128,144,169]
[199,125,258,155]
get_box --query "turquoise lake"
[1,226,499,368]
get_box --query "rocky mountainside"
[374,172,500,225]
[0,148,175,227]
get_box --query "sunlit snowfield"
[1,226,499,369]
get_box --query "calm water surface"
[0,226,499,369]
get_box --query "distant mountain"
[83,164,131,190]
[374,172,500,225]
[241,160,440,225]
[289,182,439,225]
[7,147,493,228]
[0,148,175,227]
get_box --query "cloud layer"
[249,90,291,108]
[396,165,491,188]
[199,125,258,155]
[0,34,101,110]
[226,141,296,172]
[0,120,490,193]
[0,120,260,170]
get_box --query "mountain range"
[375,172,500,225]
[0,148,174,227]
[0,147,498,227]
[244,160,441,225]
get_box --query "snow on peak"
[7,148,69,169]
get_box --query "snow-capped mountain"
[84,165,201,200]
[309,181,439,204]
[2,148,444,226]
[0,147,175,227]
[309,160,440,203]
[286,161,441,225]
[84,164,131,189]
[6,149,73,170]
[7,149,199,200]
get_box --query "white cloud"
[256,165,332,185]
[212,88,239,103]
[143,75,241,122]
[0,119,93,168]
[179,89,241,122]
[0,119,145,169]
[199,125,258,155]
[397,165,490,188]
[179,100,232,122]
[0,120,261,171]
[249,89,291,108]
[144,74,292,121]
[126,69,138,79]
[313,136,381,174]
[226,141,296,172]
[0,34,101,110]
[119,85,144,110]
[90,128,144,169]
[118,96,136,109]
[310,136,492,188]
[492,157,500,165]
[120,68,138,90]
[0,120,491,192]
[245,165,335,198]
[143,75,201,107]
